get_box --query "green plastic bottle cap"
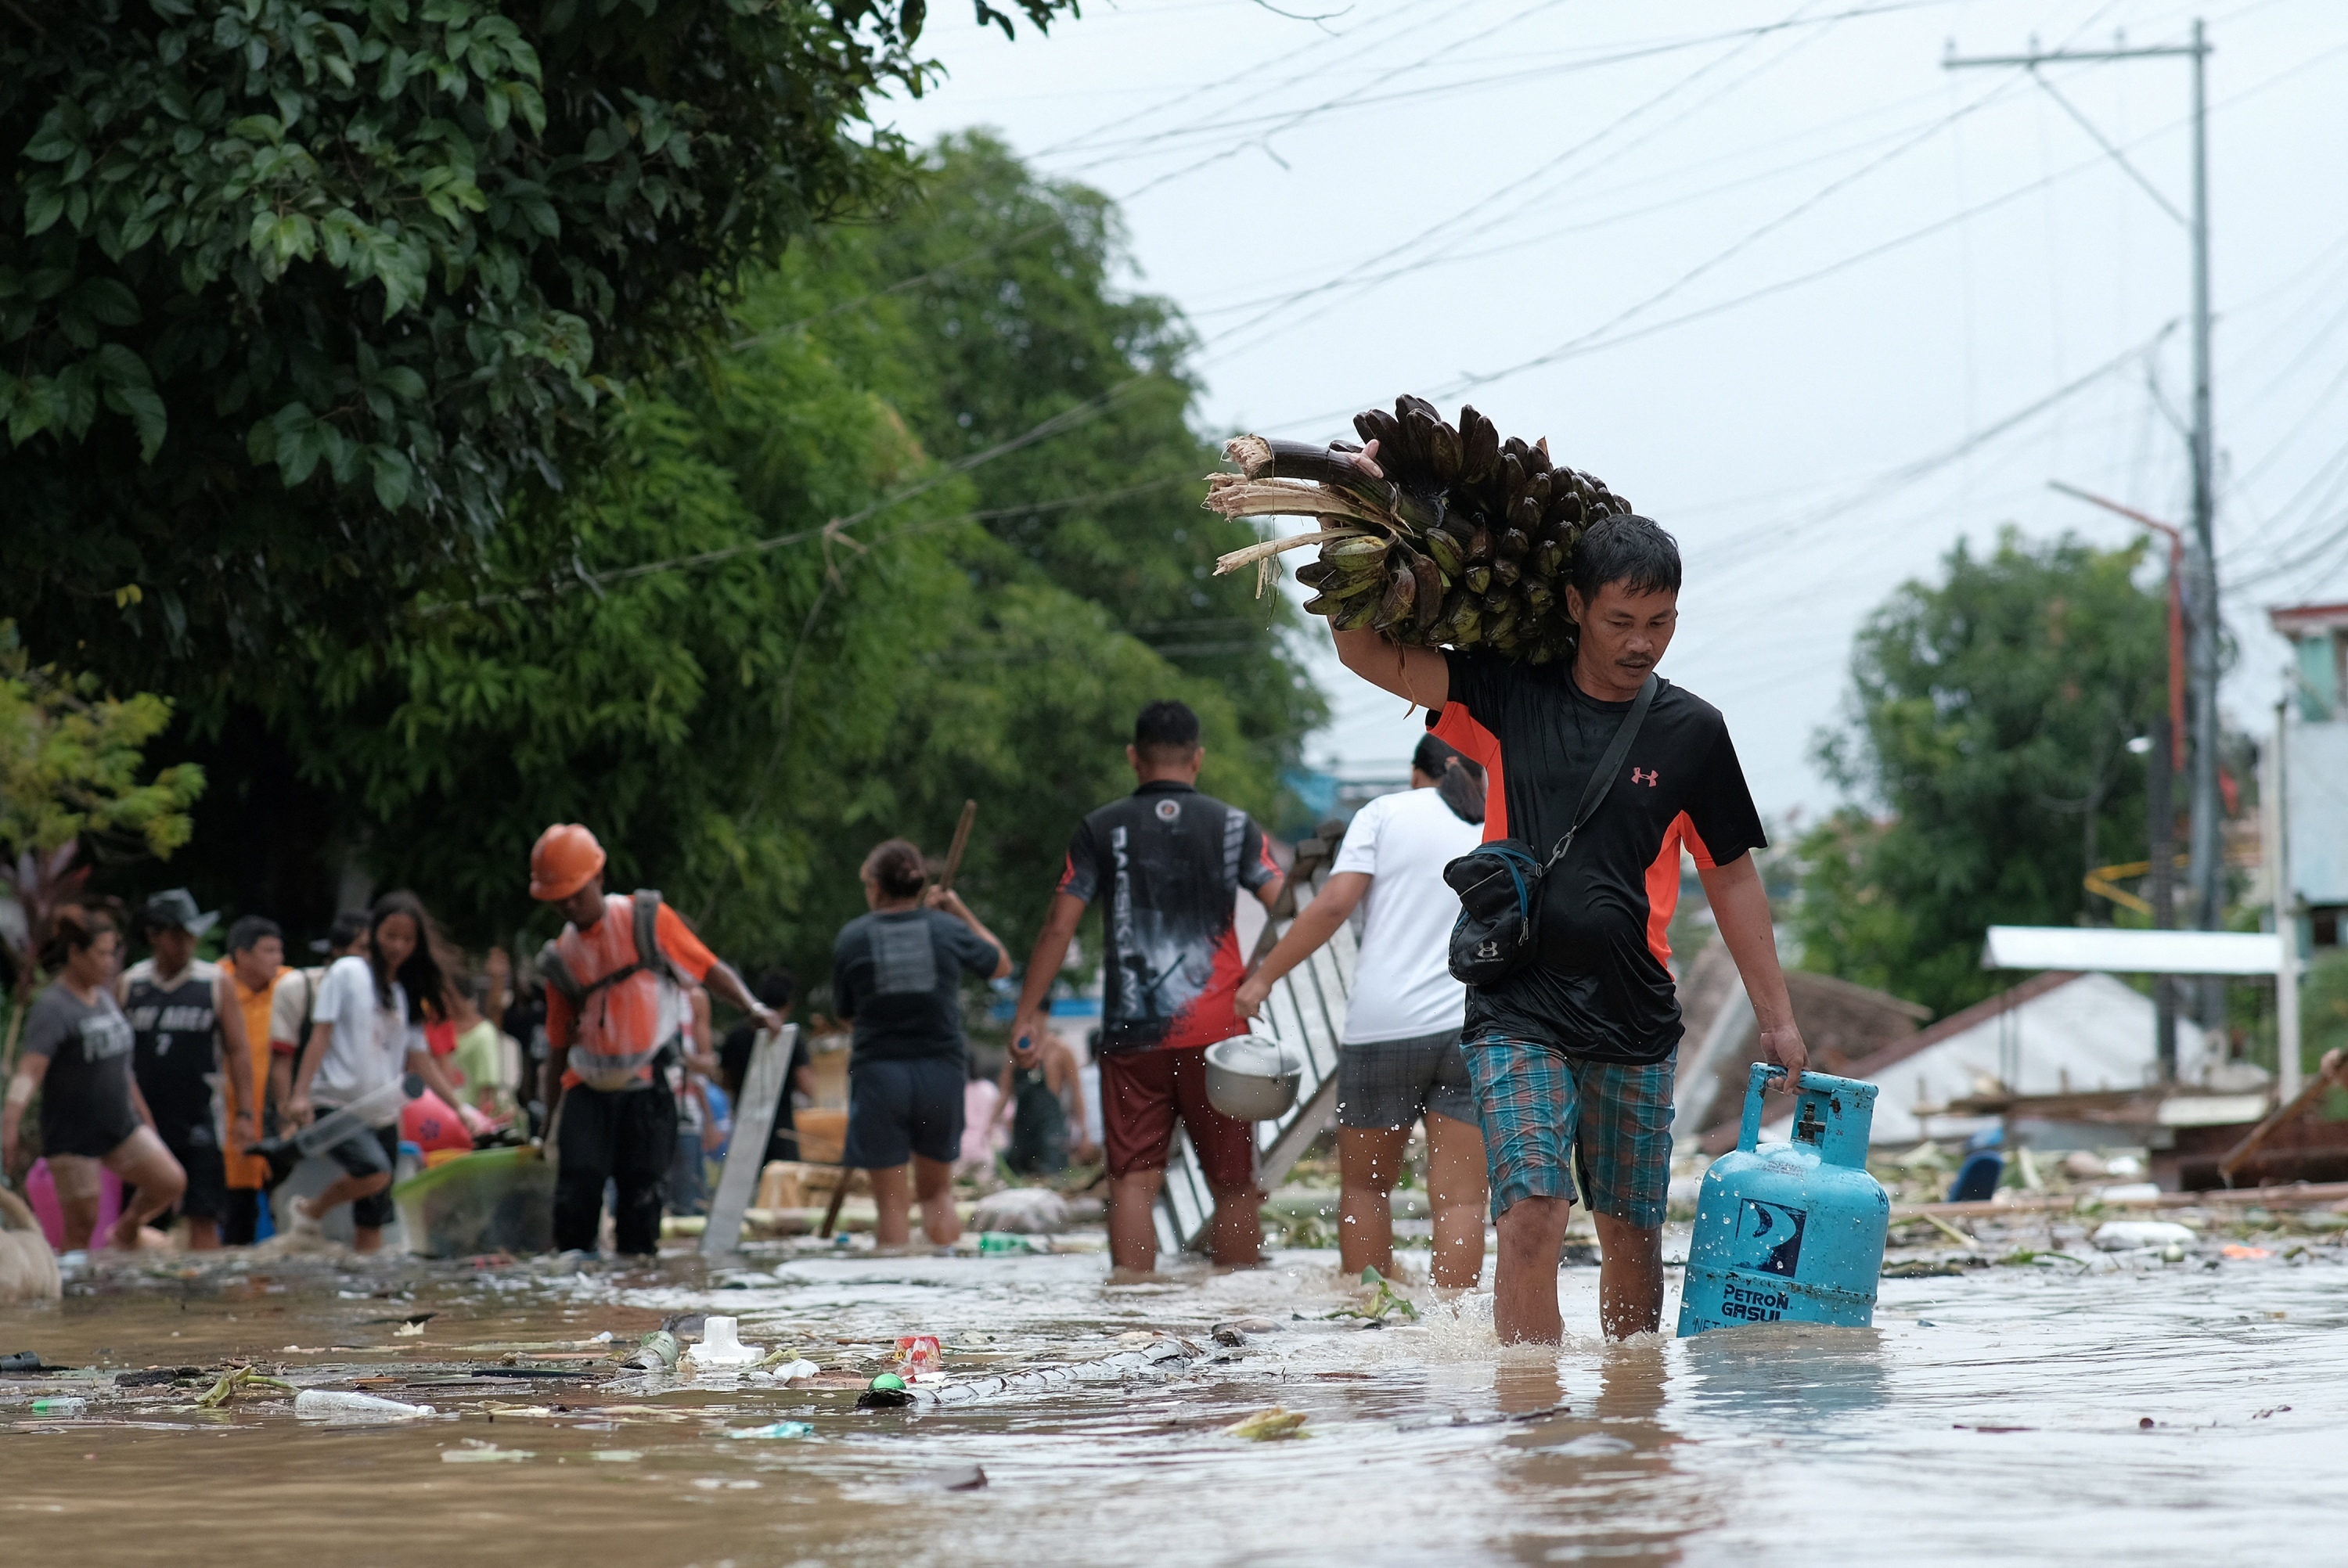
[869,1372,907,1391]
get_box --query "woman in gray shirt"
[1,906,187,1252]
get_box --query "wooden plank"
[1893,1179,2348,1219]
[1257,1074,1340,1192]
[700,1025,796,1258]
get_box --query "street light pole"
[1950,22,2224,1030]
[2050,481,2186,1078]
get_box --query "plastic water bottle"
[294,1074,422,1155]
[294,1389,436,1421]
[31,1396,87,1415]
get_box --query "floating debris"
[721,1421,814,1440]
[1226,1407,1310,1441]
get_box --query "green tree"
[1795,530,2167,1015]
[263,268,1278,973]
[0,620,204,1048]
[787,132,1326,782]
[0,0,1072,684]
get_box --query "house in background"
[1675,941,1931,1148]
[2273,601,2348,951]
[1715,969,2235,1155]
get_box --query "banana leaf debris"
[1208,395,1637,664]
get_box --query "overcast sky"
[884,0,2348,822]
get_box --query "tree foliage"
[139,138,1319,988]
[0,620,205,977]
[1795,530,2166,1016]
[789,131,1325,776]
[0,0,1072,678]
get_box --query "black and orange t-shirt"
[1431,653,1766,1063]
[1058,782,1283,1053]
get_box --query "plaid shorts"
[1463,1035,1675,1228]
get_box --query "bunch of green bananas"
[1221,394,1635,663]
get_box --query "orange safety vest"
[541,891,683,1092]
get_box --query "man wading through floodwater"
[1012,701,1284,1276]
[1331,469,1807,1343]
[529,824,784,1257]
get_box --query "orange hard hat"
[529,823,607,901]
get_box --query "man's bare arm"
[1698,851,1808,1091]
[700,958,784,1038]
[214,973,257,1137]
[1011,892,1087,1061]
[1236,871,1368,1018]
[1331,627,1449,711]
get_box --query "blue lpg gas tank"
[1676,1065,1889,1337]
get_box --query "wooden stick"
[941,799,978,893]
[1896,1178,2348,1220]
[2218,1051,2348,1183]
[818,1172,850,1240]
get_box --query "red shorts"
[1101,1045,1258,1192]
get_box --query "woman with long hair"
[2,906,189,1252]
[1236,731,1492,1288]
[285,891,486,1250]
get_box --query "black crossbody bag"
[1442,674,1658,985]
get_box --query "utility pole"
[2149,713,2178,1080]
[1950,22,2224,1030]
[2267,699,2301,1100]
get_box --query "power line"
[1197,0,1849,350]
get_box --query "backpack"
[540,891,686,1092]
[1442,676,1656,987]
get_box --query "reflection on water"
[1681,1322,1889,1428]
[2,1239,2343,1567]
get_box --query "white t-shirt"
[308,955,412,1124]
[1329,785,1482,1044]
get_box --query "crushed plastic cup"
[895,1335,942,1375]
[443,1440,533,1462]
[754,1357,821,1383]
[294,1389,436,1422]
[683,1315,762,1367]
[2091,1221,2195,1253]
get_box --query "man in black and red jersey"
[1333,469,1807,1345]
[1011,700,1285,1275]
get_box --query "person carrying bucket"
[1009,700,1285,1276]
[528,823,783,1257]
[1235,730,1490,1289]
[1329,494,1808,1344]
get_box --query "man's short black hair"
[751,966,794,1009]
[1133,699,1201,763]
[226,915,283,955]
[1570,515,1682,604]
[326,910,371,954]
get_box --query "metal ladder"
[1154,822,1356,1255]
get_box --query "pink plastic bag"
[24,1157,124,1251]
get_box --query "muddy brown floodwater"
[3,1227,2342,1567]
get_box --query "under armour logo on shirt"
[1631,767,1660,786]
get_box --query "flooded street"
[5,1225,2342,1568]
